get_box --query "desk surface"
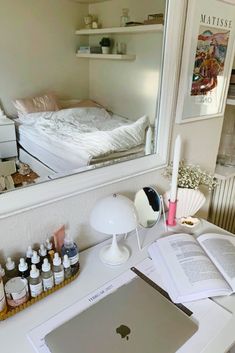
[0,219,234,353]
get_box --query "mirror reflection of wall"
[134,187,162,228]
[0,0,166,194]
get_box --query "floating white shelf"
[75,24,163,35]
[227,97,235,105]
[76,53,136,60]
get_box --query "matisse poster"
[191,26,230,96]
[175,0,235,123]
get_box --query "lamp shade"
[90,194,138,235]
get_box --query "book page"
[149,234,231,303]
[198,233,235,290]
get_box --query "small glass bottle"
[5,257,18,280]
[0,264,7,285]
[45,238,55,264]
[0,275,7,317]
[61,235,80,275]
[53,253,64,285]
[120,8,130,27]
[63,255,72,280]
[18,258,30,279]
[26,246,33,267]
[31,250,41,270]
[41,259,54,291]
[39,244,48,266]
[29,265,43,298]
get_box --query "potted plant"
[99,37,111,54]
[163,161,218,218]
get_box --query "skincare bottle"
[29,265,43,298]
[61,235,80,275]
[5,257,18,280]
[26,246,33,267]
[41,259,54,291]
[39,244,48,265]
[45,238,55,263]
[63,255,72,280]
[0,264,7,284]
[18,258,30,279]
[31,250,41,270]
[53,253,64,285]
[0,275,7,317]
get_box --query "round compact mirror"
[134,187,162,228]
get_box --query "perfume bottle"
[120,8,130,27]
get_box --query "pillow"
[13,92,60,117]
[59,99,104,109]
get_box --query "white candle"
[170,135,181,202]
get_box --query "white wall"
[0,0,89,115]
[0,0,226,263]
[88,0,164,122]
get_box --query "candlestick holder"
[166,200,177,226]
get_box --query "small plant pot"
[101,46,110,54]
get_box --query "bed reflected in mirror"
[0,0,167,194]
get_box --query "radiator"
[208,177,235,234]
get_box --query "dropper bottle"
[45,238,54,263]
[29,265,43,298]
[63,255,72,280]
[39,244,48,266]
[0,274,7,318]
[31,251,41,270]
[41,259,54,291]
[53,253,64,285]
[0,264,7,285]
[5,257,18,280]
[26,246,33,267]
[18,258,30,279]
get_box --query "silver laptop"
[45,277,198,353]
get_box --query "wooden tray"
[0,272,79,321]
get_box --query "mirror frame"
[0,0,186,218]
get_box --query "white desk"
[0,219,234,353]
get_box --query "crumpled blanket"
[19,107,149,160]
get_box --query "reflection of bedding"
[17,108,149,170]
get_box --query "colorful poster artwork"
[191,26,230,96]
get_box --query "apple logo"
[116,325,131,341]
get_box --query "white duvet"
[19,107,149,164]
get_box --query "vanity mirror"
[134,187,162,228]
[0,0,185,217]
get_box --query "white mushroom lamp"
[90,194,138,266]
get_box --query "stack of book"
[77,46,102,54]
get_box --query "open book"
[148,233,235,303]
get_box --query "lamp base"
[99,244,130,266]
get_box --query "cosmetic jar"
[5,277,29,308]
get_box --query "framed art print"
[175,0,235,123]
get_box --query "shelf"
[76,53,136,60]
[75,24,164,35]
[214,164,235,180]
[227,97,235,105]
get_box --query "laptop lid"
[45,277,198,353]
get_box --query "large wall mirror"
[0,0,185,217]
